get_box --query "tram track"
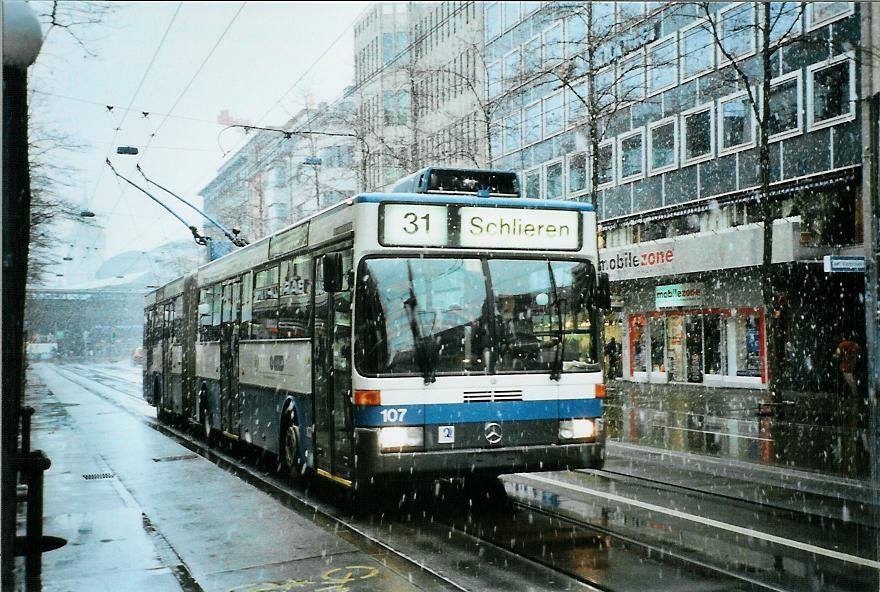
[49,362,851,592]
[42,363,599,592]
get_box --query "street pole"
[2,2,44,587]
[859,2,879,570]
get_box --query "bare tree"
[686,1,808,399]
[27,123,100,282]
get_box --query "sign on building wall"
[655,283,704,309]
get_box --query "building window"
[485,2,501,40]
[618,128,645,182]
[808,53,855,130]
[543,92,564,136]
[503,0,520,30]
[565,14,585,56]
[567,82,587,122]
[807,1,853,31]
[524,167,541,198]
[680,20,715,81]
[568,152,588,195]
[681,104,714,165]
[545,160,563,199]
[768,70,802,140]
[647,34,677,95]
[618,1,645,21]
[619,50,645,102]
[718,2,755,62]
[524,34,542,74]
[596,140,615,188]
[523,102,542,145]
[503,49,521,91]
[522,1,541,17]
[648,117,677,174]
[595,65,616,110]
[769,1,802,43]
[382,32,394,65]
[718,91,755,154]
[503,113,521,153]
[487,61,502,100]
[543,23,564,66]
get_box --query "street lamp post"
[303,156,322,210]
[2,1,44,586]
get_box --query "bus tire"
[280,408,305,483]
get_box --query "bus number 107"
[380,408,407,423]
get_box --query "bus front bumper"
[354,427,605,478]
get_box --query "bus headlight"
[378,426,424,451]
[559,418,596,441]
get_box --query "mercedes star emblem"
[484,422,503,444]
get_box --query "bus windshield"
[355,257,600,378]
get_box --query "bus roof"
[355,193,594,211]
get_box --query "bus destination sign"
[380,203,581,251]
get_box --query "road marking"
[516,472,880,570]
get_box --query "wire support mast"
[105,159,208,246]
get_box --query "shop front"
[600,219,801,389]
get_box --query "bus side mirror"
[323,252,344,293]
[597,272,612,311]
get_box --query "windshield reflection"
[355,257,598,378]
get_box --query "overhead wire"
[81,2,184,280]
[92,2,246,281]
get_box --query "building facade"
[354,1,486,191]
[200,98,357,258]
[485,1,868,475]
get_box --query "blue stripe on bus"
[354,193,594,212]
[354,399,603,427]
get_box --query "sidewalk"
[605,379,876,480]
[14,365,428,592]
[606,441,877,513]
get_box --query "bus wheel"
[280,409,304,483]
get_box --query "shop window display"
[627,309,764,387]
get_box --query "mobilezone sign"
[599,219,800,281]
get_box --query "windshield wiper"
[404,260,436,385]
[547,261,565,381]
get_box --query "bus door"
[161,301,174,411]
[220,280,242,436]
[312,251,354,481]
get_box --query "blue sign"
[823,256,865,273]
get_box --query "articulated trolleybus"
[143,167,610,499]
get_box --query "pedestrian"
[604,337,620,379]
[833,333,861,400]
[833,332,862,474]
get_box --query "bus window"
[240,272,253,339]
[278,257,311,338]
[198,288,213,342]
[172,297,182,344]
[212,284,223,335]
[252,266,279,339]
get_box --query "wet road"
[26,362,880,592]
